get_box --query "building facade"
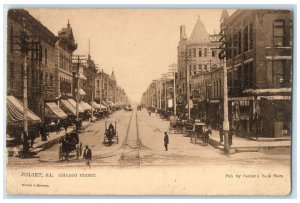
[7,9,58,119]
[223,9,292,137]
[176,16,221,116]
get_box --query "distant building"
[176,16,221,116]
[56,20,77,99]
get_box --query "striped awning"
[60,99,76,115]
[7,96,41,125]
[80,101,91,111]
[67,99,85,113]
[45,102,68,119]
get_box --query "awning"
[108,101,116,107]
[75,88,86,96]
[68,99,84,113]
[45,102,68,119]
[7,96,41,125]
[92,101,101,109]
[60,99,76,115]
[80,101,92,111]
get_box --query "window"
[212,50,216,57]
[249,23,254,50]
[272,60,291,87]
[97,80,100,88]
[199,64,202,72]
[39,44,43,62]
[45,48,48,65]
[238,31,242,55]
[289,20,293,46]
[193,65,197,74]
[244,62,254,88]
[232,33,237,57]
[204,65,207,71]
[199,48,202,57]
[204,48,207,57]
[193,48,196,57]
[50,75,53,87]
[244,26,249,52]
[189,65,192,75]
[273,19,285,47]
[189,49,192,57]
[227,36,232,59]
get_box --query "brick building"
[7,9,58,119]
[223,9,292,137]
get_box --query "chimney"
[180,25,187,40]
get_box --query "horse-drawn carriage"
[73,118,85,133]
[192,121,211,146]
[169,116,184,134]
[59,132,80,160]
[103,120,119,145]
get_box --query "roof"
[221,9,230,20]
[187,16,210,45]
[111,70,116,81]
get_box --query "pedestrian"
[22,131,29,157]
[58,137,63,161]
[164,131,169,151]
[218,124,223,143]
[76,143,80,159]
[56,119,61,134]
[64,120,68,134]
[204,128,212,146]
[29,129,35,148]
[83,145,92,168]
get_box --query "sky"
[27,8,235,103]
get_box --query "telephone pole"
[72,55,86,118]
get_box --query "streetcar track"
[118,108,141,167]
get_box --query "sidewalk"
[208,129,291,154]
[7,121,91,157]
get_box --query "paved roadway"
[7,107,290,169]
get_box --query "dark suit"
[164,134,169,151]
[83,148,92,159]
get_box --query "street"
[7,107,290,169]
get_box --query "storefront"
[6,96,41,143]
[259,96,291,137]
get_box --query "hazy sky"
[27,8,235,103]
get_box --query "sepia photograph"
[4,6,294,196]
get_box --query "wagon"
[103,120,119,145]
[192,121,210,146]
[169,116,184,134]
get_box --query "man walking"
[164,132,169,151]
[83,145,92,168]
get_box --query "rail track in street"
[118,108,143,167]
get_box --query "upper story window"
[289,20,293,46]
[204,48,207,57]
[45,48,48,65]
[212,50,216,57]
[273,19,285,47]
[199,48,202,57]
[244,26,249,52]
[249,23,254,50]
[193,48,196,57]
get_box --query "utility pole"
[21,19,28,137]
[72,55,86,119]
[186,51,191,120]
[168,63,178,116]
[218,29,230,154]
